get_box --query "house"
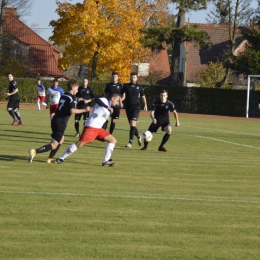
[180,23,247,87]
[2,7,69,80]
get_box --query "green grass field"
[1,106,260,259]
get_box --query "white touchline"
[0,190,259,204]
[182,134,260,150]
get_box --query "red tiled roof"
[185,23,245,81]
[3,8,69,79]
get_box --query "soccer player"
[103,71,125,134]
[74,78,95,137]
[36,79,48,110]
[5,73,23,126]
[46,79,64,119]
[28,79,89,163]
[140,89,180,152]
[122,72,147,148]
[55,93,120,167]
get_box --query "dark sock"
[8,110,16,120]
[109,122,115,134]
[48,144,61,159]
[135,127,139,138]
[36,144,52,154]
[75,122,79,133]
[159,133,170,148]
[130,126,136,142]
[144,141,148,149]
[14,111,21,121]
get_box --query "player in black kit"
[140,90,180,152]
[103,72,125,134]
[5,73,23,126]
[28,79,89,163]
[122,72,147,148]
[74,78,95,137]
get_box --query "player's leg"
[37,97,41,110]
[74,114,81,137]
[7,106,17,125]
[101,131,117,166]
[158,124,172,152]
[13,101,23,125]
[140,124,157,151]
[109,107,119,134]
[41,96,48,108]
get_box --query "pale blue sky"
[24,0,259,41]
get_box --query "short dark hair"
[67,79,78,90]
[112,71,119,76]
[130,72,138,77]
[161,89,168,94]
[53,79,58,83]
[7,72,13,76]
[108,93,120,100]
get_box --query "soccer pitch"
[1,106,260,259]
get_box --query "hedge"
[0,76,258,117]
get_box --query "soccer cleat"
[102,159,117,167]
[137,135,142,146]
[74,132,80,138]
[125,143,132,148]
[11,119,18,125]
[18,121,23,126]
[140,147,147,151]
[47,158,53,163]
[55,158,64,164]
[28,149,36,163]
[158,147,168,152]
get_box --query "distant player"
[5,73,23,126]
[74,78,95,137]
[36,79,48,110]
[55,93,120,167]
[122,72,147,148]
[140,90,180,152]
[103,71,125,134]
[28,79,89,163]
[46,79,64,119]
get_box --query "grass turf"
[0,107,260,259]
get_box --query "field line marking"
[182,134,260,150]
[0,190,259,204]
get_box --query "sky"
[24,0,259,42]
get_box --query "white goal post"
[246,75,260,118]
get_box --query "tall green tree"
[140,0,210,87]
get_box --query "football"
[142,130,153,142]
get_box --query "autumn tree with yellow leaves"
[50,0,169,81]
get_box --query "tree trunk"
[0,0,6,60]
[91,51,98,81]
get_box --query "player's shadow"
[0,154,25,162]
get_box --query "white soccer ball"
[142,130,153,142]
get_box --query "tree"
[50,0,169,82]
[140,0,210,86]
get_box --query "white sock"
[60,143,78,160]
[37,101,41,110]
[42,102,47,106]
[103,143,115,163]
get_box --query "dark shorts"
[51,118,67,143]
[125,105,140,122]
[75,112,90,121]
[111,106,121,119]
[7,98,20,110]
[148,121,171,133]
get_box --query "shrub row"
[0,76,257,117]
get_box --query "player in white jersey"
[46,79,64,119]
[36,79,48,110]
[56,93,120,166]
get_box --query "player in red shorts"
[56,93,120,166]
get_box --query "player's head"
[130,72,138,84]
[37,79,41,84]
[160,90,168,102]
[67,79,79,95]
[7,73,14,81]
[83,78,88,87]
[53,79,59,87]
[111,71,119,83]
[109,93,120,107]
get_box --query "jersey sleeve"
[168,100,175,112]
[104,84,109,94]
[69,97,78,109]
[12,81,18,89]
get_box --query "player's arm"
[95,97,113,113]
[71,107,89,114]
[6,88,18,98]
[150,110,157,124]
[173,110,180,127]
[141,95,147,111]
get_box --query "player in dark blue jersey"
[103,72,125,134]
[28,79,89,163]
[140,89,180,152]
[5,73,23,126]
[122,72,147,148]
[74,78,95,137]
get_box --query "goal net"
[246,75,260,118]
